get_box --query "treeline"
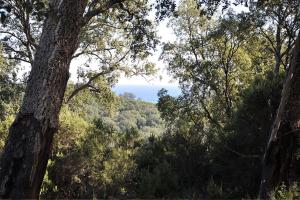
[0,51,291,198]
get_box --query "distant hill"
[112,84,181,103]
[101,93,165,137]
[64,86,167,137]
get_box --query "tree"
[156,1,282,198]
[0,1,89,198]
[154,74,283,199]
[159,0,300,196]
[250,0,300,75]
[161,0,270,125]
[1,0,157,102]
[259,33,300,199]
[211,74,283,198]
[1,0,300,198]
[0,0,157,198]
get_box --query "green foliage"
[162,0,274,124]
[0,48,23,151]
[152,74,283,199]
[133,136,180,198]
[0,47,22,120]
[114,93,164,136]
[270,182,300,200]
[54,106,91,155]
[39,90,164,199]
[133,132,211,198]
[150,2,289,197]
[2,0,161,100]
[34,71,284,199]
[211,73,283,198]
[0,115,13,150]
[1,0,299,199]
[44,118,139,199]
[65,81,120,120]
[40,160,57,197]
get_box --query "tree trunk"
[259,33,300,199]
[274,5,283,75]
[0,0,87,198]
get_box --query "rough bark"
[259,33,300,199]
[0,0,87,198]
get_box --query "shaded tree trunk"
[259,33,300,199]
[274,5,283,75]
[0,0,87,198]
[274,27,282,75]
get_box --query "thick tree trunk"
[259,33,300,199]
[0,0,87,198]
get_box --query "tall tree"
[0,0,157,198]
[162,0,267,124]
[159,0,300,196]
[0,1,88,198]
[259,33,300,199]
[251,0,300,75]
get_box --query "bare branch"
[82,0,125,27]
[66,67,115,103]
[0,31,27,46]
[259,28,277,53]
[4,56,31,64]
[66,48,131,102]
[224,145,261,159]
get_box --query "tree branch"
[224,144,261,159]
[81,0,125,26]
[65,67,115,103]
[66,48,131,102]
[259,28,277,53]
